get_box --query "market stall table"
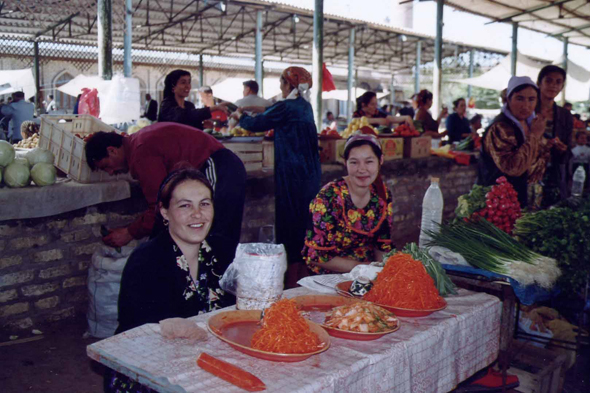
[87,287,501,393]
[0,178,131,221]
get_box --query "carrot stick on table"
[197,352,266,392]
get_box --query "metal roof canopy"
[1,0,509,74]
[445,0,590,49]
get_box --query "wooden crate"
[262,140,274,168]
[403,136,431,158]
[224,142,263,172]
[38,114,122,183]
[510,341,566,393]
[379,137,404,161]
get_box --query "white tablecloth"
[87,287,501,393]
[0,178,131,220]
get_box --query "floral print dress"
[302,178,393,274]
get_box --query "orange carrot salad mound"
[251,299,324,354]
[363,252,446,310]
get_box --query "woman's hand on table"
[229,108,243,121]
[103,227,133,248]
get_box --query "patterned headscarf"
[282,67,313,102]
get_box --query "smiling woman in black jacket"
[157,69,228,129]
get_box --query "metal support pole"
[255,10,263,90]
[468,49,474,99]
[199,54,204,87]
[432,0,443,118]
[33,40,41,113]
[511,22,518,76]
[562,37,568,105]
[415,40,421,93]
[347,27,355,123]
[123,0,132,77]
[97,0,113,80]
[390,75,395,106]
[312,0,324,129]
[261,60,265,96]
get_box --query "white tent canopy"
[453,51,590,102]
[210,77,281,103]
[322,88,367,101]
[0,69,36,99]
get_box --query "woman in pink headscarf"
[231,67,321,287]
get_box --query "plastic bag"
[99,74,141,125]
[87,243,137,338]
[78,88,100,117]
[220,243,287,310]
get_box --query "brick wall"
[0,157,476,332]
[0,185,147,333]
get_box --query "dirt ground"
[0,313,588,393]
[0,315,104,393]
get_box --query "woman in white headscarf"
[231,67,321,287]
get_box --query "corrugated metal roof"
[0,0,510,73]
[446,0,590,48]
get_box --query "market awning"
[0,69,36,99]
[446,0,590,48]
[452,51,590,102]
[0,0,509,74]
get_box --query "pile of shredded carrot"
[363,252,446,309]
[251,299,324,354]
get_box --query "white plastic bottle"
[572,166,586,197]
[419,177,444,248]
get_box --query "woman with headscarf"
[478,76,553,208]
[535,65,571,204]
[158,69,228,129]
[231,67,321,287]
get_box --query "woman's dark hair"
[85,131,124,170]
[356,92,377,112]
[416,89,433,107]
[453,98,465,109]
[157,167,214,209]
[163,69,191,99]
[469,114,482,125]
[537,65,567,85]
[343,139,383,161]
[508,84,540,101]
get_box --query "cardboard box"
[403,136,431,158]
[318,139,337,163]
[379,137,404,161]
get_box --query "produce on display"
[319,128,341,139]
[25,148,55,168]
[250,299,324,354]
[514,199,590,297]
[400,243,457,296]
[454,177,521,234]
[230,127,265,137]
[392,124,420,137]
[324,302,398,333]
[426,218,561,288]
[454,135,481,151]
[196,352,266,392]
[341,117,378,139]
[3,162,31,188]
[0,140,15,167]
[13,134,40,149]
[363,253,446,309]
[14,157,29,166]
[30,163,57,186]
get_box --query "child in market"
[571,131,590,189]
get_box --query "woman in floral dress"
[105,167,233,393]
[303,134,393,273]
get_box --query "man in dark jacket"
[142,94,158,122]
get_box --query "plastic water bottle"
[419,177,444,248]
[572,166,586,197]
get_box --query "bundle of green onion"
[402,243,457,296]
[425,218,561,288]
